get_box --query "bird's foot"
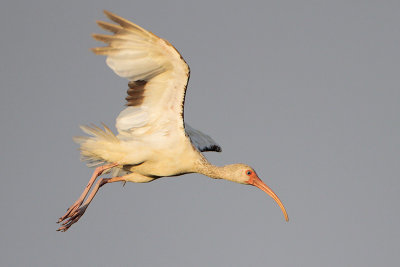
[57,200,83,223]
[56,204,88,232]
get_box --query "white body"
[75,11,221,181]
[56,12,288,233]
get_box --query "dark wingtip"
[201,144,222,153]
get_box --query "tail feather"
[74,124,120,167]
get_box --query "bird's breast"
[126,141,201,177]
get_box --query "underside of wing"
[92,10,190,138]
[185,123,222,152]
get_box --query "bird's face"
[230,164,289,222]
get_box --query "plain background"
[1,0,399,266]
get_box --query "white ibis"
[57,10,288,232]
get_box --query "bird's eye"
[246,170,252,176]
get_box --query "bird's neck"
[195,160,231,181]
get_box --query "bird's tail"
[73,123,120,167]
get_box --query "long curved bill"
[249,176,289,222]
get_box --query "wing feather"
[92,11,218,153]
[103,10,152,35]
[185,124,222,152]
[92,34,147,45]
[92,10,189,141]
[96,20,123,33]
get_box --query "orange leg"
[57,163,118,224]
[57,176,126,232]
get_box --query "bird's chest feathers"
[131,141,199,177]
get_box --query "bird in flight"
[57,10,288,232]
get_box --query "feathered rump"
[73,123,120,167]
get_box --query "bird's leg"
[57,163,118,223]
[57,176,127,232]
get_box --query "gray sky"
[1,0,399,266]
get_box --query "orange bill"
[248,175,289,222]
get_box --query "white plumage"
[57,10,288,232]
[76,10,221,169]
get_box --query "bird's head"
[224,164,289,222]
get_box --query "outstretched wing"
[92,10,190,140]
[185,123,222,152]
